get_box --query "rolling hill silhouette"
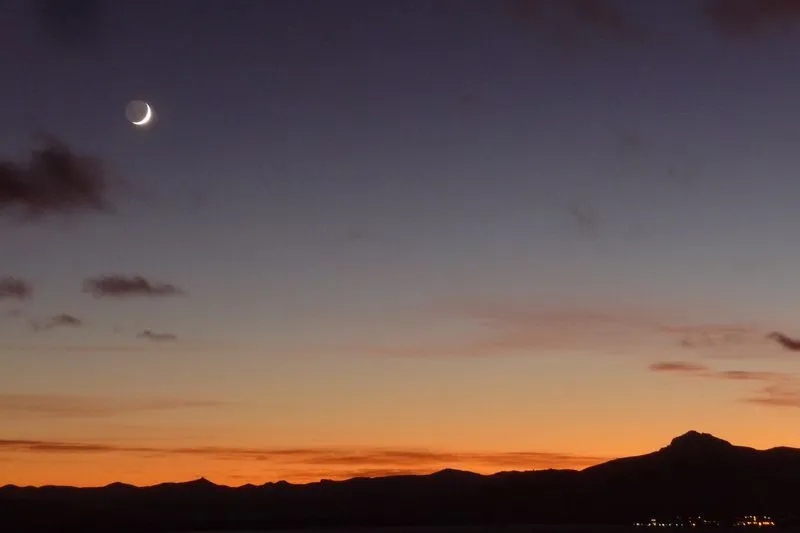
[2,431,799,531]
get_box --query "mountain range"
[3,431,800,531]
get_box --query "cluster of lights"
[734,515,775,528]
[634,515,776,528]
[632,518,682,528]
[634,517,715,528]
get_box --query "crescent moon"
[132,104,152,126]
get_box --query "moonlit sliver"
[125,100,154,127]
[132,103,152,126]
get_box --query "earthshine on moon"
[126,100,154,128]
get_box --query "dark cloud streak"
[32,313,83,332]
[83,275,183,298]
[767,332,800,351]
[137,330,178,342]
[649,361,709,373]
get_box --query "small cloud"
[767,331,800,351]
[702,0,800,37]
[0,277,32,301]
[83,275,183,298]
[649,361,709,373]
[137,330,178,342]
[567,204,601,240]
[0,137,111,220]
[32,313,83,332]
[0,394,224,418]
[715,370,786,382]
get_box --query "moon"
[132,104,151,125]
[125,100,155,128]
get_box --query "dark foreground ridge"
[3,431,800,531]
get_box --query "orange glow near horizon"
[0,447,608,488]
[3,416,800,488]
[3,305,800,488]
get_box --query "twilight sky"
[3,0,800,487]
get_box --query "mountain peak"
[667,431,732,452]
[185,477,217,488]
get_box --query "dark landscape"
[2,431,799,531]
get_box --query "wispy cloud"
[0,137,111,219]
[32,313,83,332]
[0,340,251,354]
[0,277,32,301]
[0,439,606,474]
[137,330,178,342]
[83,275,183,298]
[0,394,224,418]
[664,324,758,350]
[347,300,764,359]
[748,383,800,408]
[649,360,800,408]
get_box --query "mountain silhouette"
[2,431,799,531]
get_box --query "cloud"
[0,137,111,220]
[649,361,709,373]
[747,383,800,408]
[32,313,83,332]
[137,330,178,342]
[650,361,785,382]
[715,370,787,382]
[664,324,759,350]
[0,394,223,418]
[568,204,601,240]
[702,0,800,37]
[83,275,183,298]
[0,277,32,301]
[345,300,765,359]
[649,360,800,408]
[0,439,606,474]
[0,340,251,354]
[767,331,800,351]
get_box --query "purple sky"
[3,0,800,486]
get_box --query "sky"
[3,0,800,487]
